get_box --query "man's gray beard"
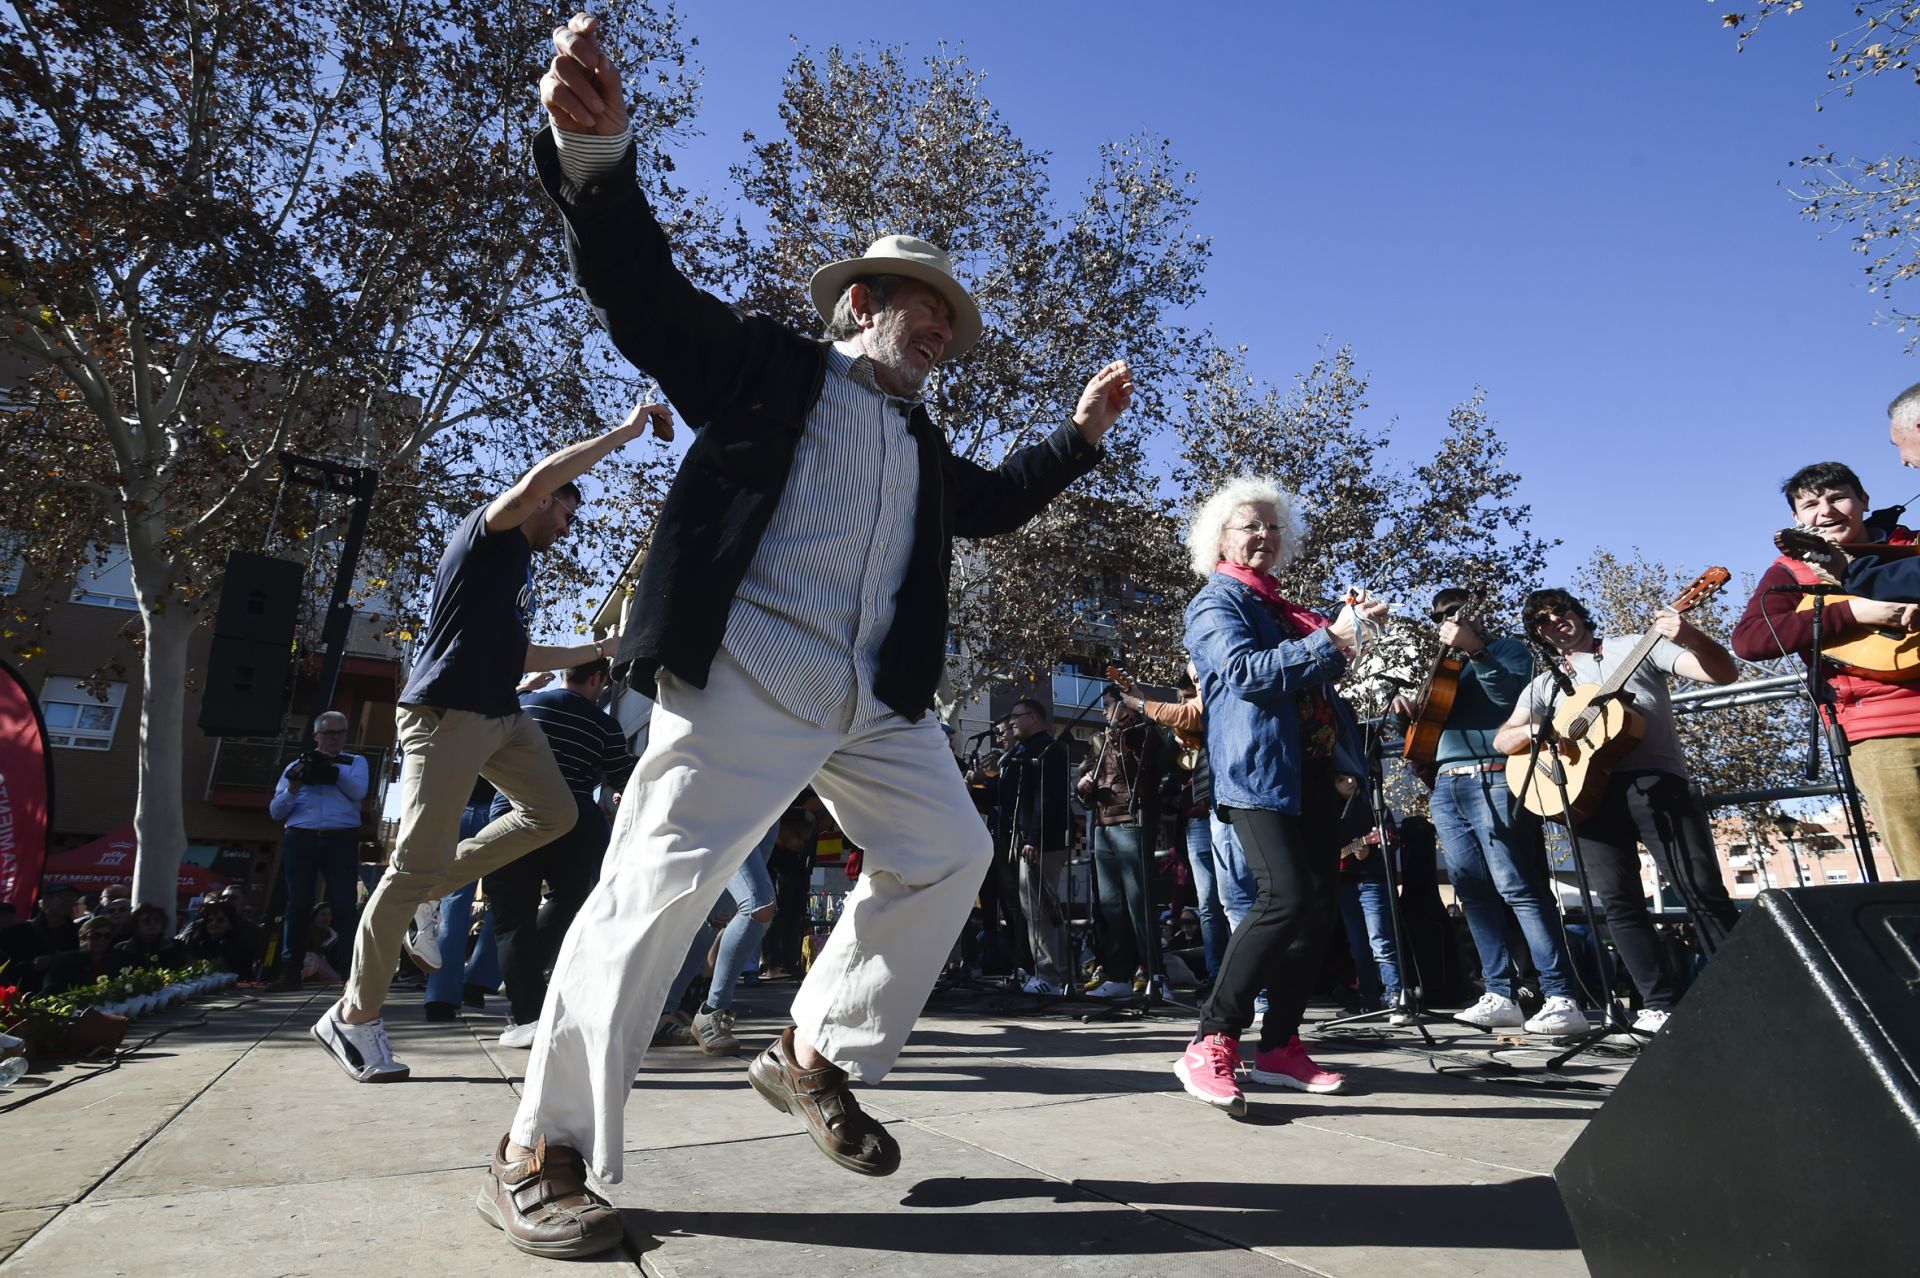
[868,327,931,397]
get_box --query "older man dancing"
[479,14,1135,1258]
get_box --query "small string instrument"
[1505,567,1730,823]
[1401,588,1489,766]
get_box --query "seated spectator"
[302,903,344,984]
[178,901,257,974]
[0,883,82,993]
[93,884,134,943]
[45,917,121,994]
[110,904,187,974]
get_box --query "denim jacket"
[1185,573,1364,814]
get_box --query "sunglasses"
[1531,604,1574,626]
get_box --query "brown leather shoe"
[747,1025,901,1176]
[474,1135,623,1258]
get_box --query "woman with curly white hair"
[1173,476,1388,1116]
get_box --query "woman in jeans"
[1174,476,1387,1116]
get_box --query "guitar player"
[1731,461,1920,881]
[1387,589,1591,1036]
[1494,588,1742,1034]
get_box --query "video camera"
[291,750,341,786]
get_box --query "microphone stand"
[1317,715,1437,1046]
[1795,584,1880,882]
[1508,695,1652,1069]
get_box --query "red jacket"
[1730,526,1920,742]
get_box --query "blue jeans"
[1429,769,1578,1001]
[279,828,361,978]
[1092,823,1151,976]
[666,823,777,1013]
[426,799,502,1005]
[1337,875,1400,1003]
[708,824,777,1012]
[1209,812,1256,929]
[1184,817,1227,976]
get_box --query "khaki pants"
[1850,734,1920,882]
[343,704,576,1016]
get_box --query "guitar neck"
[1592,629,1664,699]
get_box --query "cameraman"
[268,710,370,989]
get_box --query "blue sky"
[632,2,1918,601]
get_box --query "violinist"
[1390,589,1590,1037]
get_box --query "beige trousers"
[511,650,992,1181]
[1849,734,1920,882]
[343,704,575,1016]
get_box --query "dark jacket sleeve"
[531,129,762,427]
[1731,562,1857,660]
[945,422,1103,539]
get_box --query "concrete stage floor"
[1,981,1631,1277]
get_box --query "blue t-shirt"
[400,506,533,716]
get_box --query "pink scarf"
[1215,560,1332,638]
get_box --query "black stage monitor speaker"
[211,552,303,645]
[197,635,295,738]
[1555,883,1920,1277]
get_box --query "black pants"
[1199,783,1341,1050]
[974,840,1030,974]
[765,867,812,971]
[1574,770,1740,1012]
[483,794,604,1024]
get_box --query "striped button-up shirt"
[724,344,920,728]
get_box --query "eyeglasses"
[1229,521,1288,537]
[1531,604,1574,626]
[1429,606,1461,624]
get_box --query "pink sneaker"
[1174,1033,1246,1116]
[1247,1035,1347,1094]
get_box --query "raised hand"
[1073,360,1134,444]
[618,400,674,443]
[542,13,630,137]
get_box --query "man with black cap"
[473,13,1135,1259]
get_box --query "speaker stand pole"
[279,454,380,722]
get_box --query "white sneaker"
[1087,980,1134,1000]
[1632,1008,1671,1034]
[497,1021,538,1049]
[1021,976,1060,996]
[401,899,443,973]
[311,1004,410,1082]
[1524,996,1592,1036]
[691,1006,739,1056]
[1452,992,1525,1030]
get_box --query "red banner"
[0,659,54,916]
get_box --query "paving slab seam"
[85,1158,505,1206]
[1284,1119,1559,1179]
[5,992,326,1255]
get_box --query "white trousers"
[510,650,992,1181]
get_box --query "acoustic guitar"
[1505,567,1730,823]
[1793,592,1920,681]
[1401,588,1490,766]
